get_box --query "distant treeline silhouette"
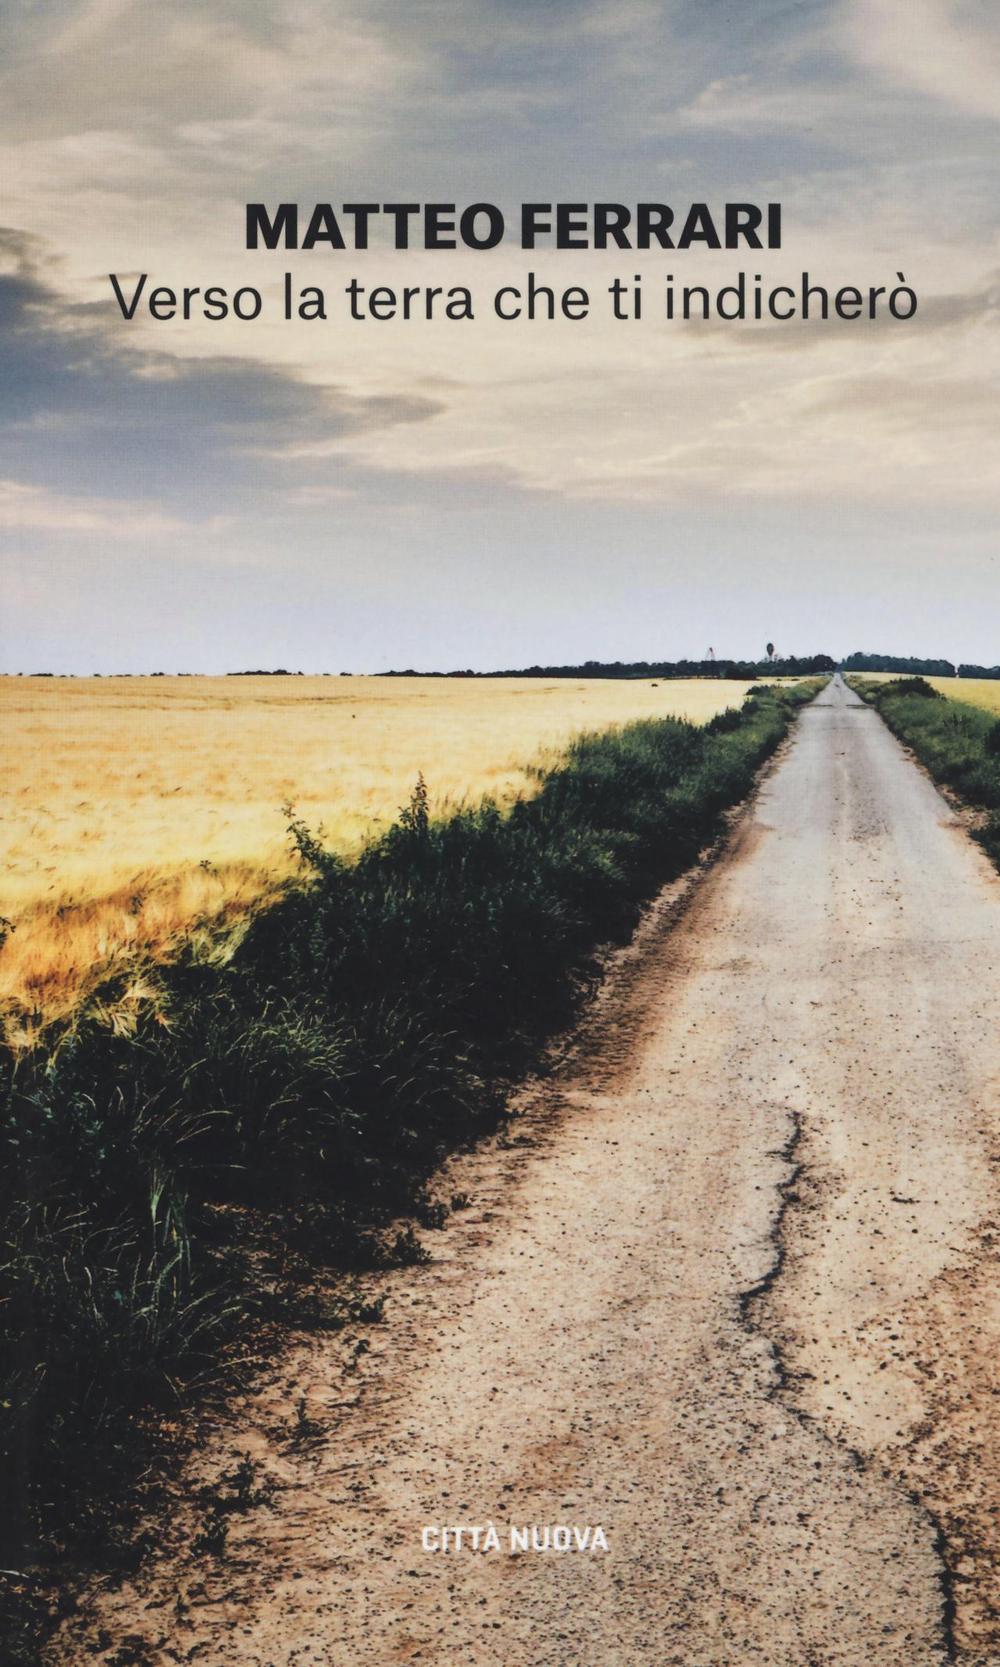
[842,652,1000,678]
[381,654,838,680]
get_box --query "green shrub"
[885,676,942,699]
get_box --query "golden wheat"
[1,674,754,1032]
[929,676,1000,714]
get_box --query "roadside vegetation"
[0,679,822,1649]
[848,675,1000,868]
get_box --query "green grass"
[847,675,1000,867]
[0,678,824,1605]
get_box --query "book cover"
[2,4,999,1665]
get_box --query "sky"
[1,0,998,672]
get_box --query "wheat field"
[852,674,1000,713]
[930,677,1000,713]
[1,674,754,1034]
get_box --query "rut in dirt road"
[52,677,1000,1667]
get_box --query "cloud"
[678,74,866,134]
[0,477,188,534]
[845,0,1000,123]
[672,0,1000,159]
[1,0,414,140]
[0,230,442,518]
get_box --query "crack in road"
[737,1101,959,1663]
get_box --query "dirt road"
[55,677,1000,1666]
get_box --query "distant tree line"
[381,654,838,680]
[841,652,958,676]
[841,652,1000,678]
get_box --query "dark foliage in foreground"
[0,681,820,1585]
[850,676,1000,868]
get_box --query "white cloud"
[675,1,1000,140]
[677,75,874,135]
[845,0,1000,123]
[10,0,412,138]
[0,478,206,536]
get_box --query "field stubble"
[1,674,754,1035]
